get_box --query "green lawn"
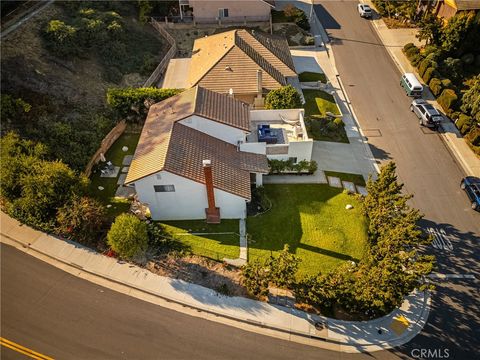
[88,131,140,218]
[299,72,327,83]
[247,184,368,278]
[160,220,240,261]
[324,171,366,186]
[303,89,340,118]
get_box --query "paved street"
[3,244,388,360]
[314,1,480,358]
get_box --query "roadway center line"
[0,337,54,360]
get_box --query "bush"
[405,46,420,59]
[411,54,424,67]
[106,87,183,118]
[44,20,78,57]
[265,85,302,110]
[268,159,317,174]
[429,78,443,96]
[283,4,310,31]
[441,57,463,81]
[455,114,474,135]
[241,260,270,297]
[441,78,453,89]
[418,58,432,77]
[56,196,106,245]
[107,214,148,258]
[422,67,436,84]
[403,43,415,52]
[466,127,480,146]
[437,89,458,112]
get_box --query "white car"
[410,99,443,129]
[358,4,372,18]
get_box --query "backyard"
[160,220,240,260]
[89,130,140,218]
[247,184,368,278]
[303,89,348,143]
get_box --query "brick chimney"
[203,160,220,223]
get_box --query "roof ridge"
[234,32,286,85]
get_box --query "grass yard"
[89,131,140,218]
[299,72,327,83]
[324,171,366,186]
[305,117,349,143]
[303,89,340,118]
[247,184,368,278]
[160,220,240,261]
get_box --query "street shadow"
[314,4,341,30]
[366,143,392,161]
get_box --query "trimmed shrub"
[265,85,302,110]
[461,53,475,65]
[422,67,435,84]
[437,89,458,112]
[429,78,443,96]
[107,214,148,259]
[455,114,474,135]
[268,159,317,174]
[466,127,480,146]
[441,78,453,89]
[418,58,431,77]
[44,20,78,57]
[411,54,424,67]
[403,43,415,52]
[405,46,420,59]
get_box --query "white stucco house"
[125,86,313,222]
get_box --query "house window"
[289,157,297,163]
[218,8,229,18]
[154,185,175,192]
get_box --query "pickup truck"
[358,4,372,18]
[410,99,443,129]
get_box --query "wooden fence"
[143,18,177,87]
[83,120,127,177]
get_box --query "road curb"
[1,230,430,353]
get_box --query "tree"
[440,11,476,53]
[107,214,148,258]
[241,260,270,297]
[267,244,300,288]
[416,13,442,46]
[265,85,302,110]
[461,75,480,122]
[56,196,106,245]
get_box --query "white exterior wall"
[134,171,247,220]
[286,140,314,162]
[180,115,246,145]
[240,141,266,155]
[189,0,271,21]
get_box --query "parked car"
[401,73,423,97]
[410,99,443,129]
[358,4,372,18]
[460,176,480,211]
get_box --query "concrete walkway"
[1,211,430,353]
[360,0,480,177]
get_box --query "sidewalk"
[0,211,430,353]
[361,0,480,178]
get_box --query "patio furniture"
[106,161,114,170]
[258,124,278,144]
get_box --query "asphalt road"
[2,244,392,360]
[315,1,480,359]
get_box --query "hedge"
[411,54,424,67]
[429,78,443,97]
[403,43,415,52]
[437,89,458,112]
[441,78,453,89]
[466,127,480,147]
[265,85,302,110]
[422,67,436,85]
[405,46,420,60]
[455,114,474,135]
[268,159,317,174]
[418,59,432,77]
[106,87,183,118]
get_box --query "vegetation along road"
[315,1,480,359]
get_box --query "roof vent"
[225,66,232,71]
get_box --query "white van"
[400,73,423,97]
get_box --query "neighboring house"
[187,29,299,106]
[179,0,275,23]
[125,86,269,222]
[417,0,480,20]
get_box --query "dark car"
[460,176,480,211]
